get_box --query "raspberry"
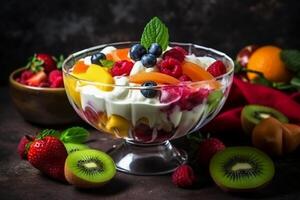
[50,76,64,88]
[163,48,186,62]
[48,70,63,88]
[178,74,191,82]
[173,46,188,56]
[197,138,226,166]
[49,70,62,83]
[172,164,197,188]
[207,60,227,77]
[111,60,134,76]
[158,58,182,78]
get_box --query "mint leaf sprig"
[281,50,300,72]
[37,127,90,144]
[141,17,169,51]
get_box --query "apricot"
[129,72,180,85]
[181,61,214,81]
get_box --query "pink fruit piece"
[178,74,192,82]
[50,76,64,88]
[83,105,99,126]
[110,60,134,76]
[17,135,35,160]
[158,58,183,78]
[178,87,209,111]
[160,86,183,104]
[172,164,197,188]
[49,70,62,83]
[207,60,227,77]
[133,123,153,143]
[163,47,186,62]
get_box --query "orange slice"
[182,61,214,81]
[72,60,89,74]
[107,48,131,62]
[129,72,180,85]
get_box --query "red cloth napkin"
[203,77,300,134]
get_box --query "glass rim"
[62,41,234,89]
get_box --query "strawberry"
[17,135,35,160]
[172,164,197,188]
[49,70,64,88]
[26,53,57,73]
[27,136,68,182]
[26,71,48,87]
[207,60,227,77]
[197,138,225,166]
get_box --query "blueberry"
[141,54,157,68]
[130,44,147,61]
[91,52,106,65]
[141,81,158,98]
[148,43,162,57]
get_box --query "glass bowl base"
[109,140,188,175]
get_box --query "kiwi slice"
[207,90,223,114]
[65,149,116,188]
[241,105,288,135]
[209,147,275,192]
[64,143,89,154]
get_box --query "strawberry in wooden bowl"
[9,53,80,125]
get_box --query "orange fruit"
[247,45,291,82]
[129,72,180,85]
[181,61,214,81]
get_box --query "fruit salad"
[63,17,233,143]
[15,54,64,88]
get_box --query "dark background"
[1,0,300,85]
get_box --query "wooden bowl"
[9,67,80,125]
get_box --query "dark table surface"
[1,86,300,200]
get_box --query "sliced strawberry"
[26,71,47,87]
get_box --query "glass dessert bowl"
[62,41,234,175]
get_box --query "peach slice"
[107,48,131,62]
[129,72,180,85]
[182,61,214,81]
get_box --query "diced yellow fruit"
[106,115,130,138]
[72,64,114,91]
[63,74,81,107]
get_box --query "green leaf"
[37,129,60,139]
[234,60,244,74]
[251,75,273,87]
[55,55,65,70]
[60,127,90,144]
[291,77,300,88]
[141,17,169,50]
[100,59,114,68]
[280,49,300,72]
